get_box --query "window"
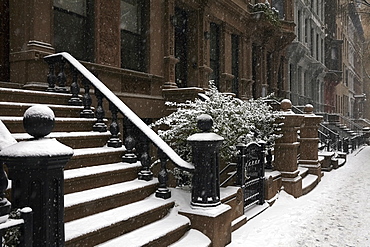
[305,18,309,43]
[231,34,239,96]
[174,8,188,88]
[210,22,220,89]
[297,10,302,41]
[54,0,94,61]
[120,0,147,71]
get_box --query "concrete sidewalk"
[228,145,370,247]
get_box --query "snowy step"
[0,87,72,105]
[0,116,97,133]
[96,208,190,247]
[298,167,309,178]
[168,229,211,247]
[64,161,141,194]
[231,215,247,232]
[302,174,319,195]
[65,196,175,246]
[64,178,158,222]
[0,101,85,118]
[13,131,110,149]
[67,146,126,169]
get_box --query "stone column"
[274,99,304,198]
[9,0,54,88]
[0,105,73,247]
[163,0,178,89]
[299,104,323,179]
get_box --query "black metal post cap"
[197,114,213,132]
[23,105,55,138]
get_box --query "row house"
[286,0,327,112]
[0,0,295,121]
[286,0,366,121]
[361,3,370,121]
[327,0,365,119]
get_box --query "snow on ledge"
[0,138,73,157]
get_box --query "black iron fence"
[235,142,266,209]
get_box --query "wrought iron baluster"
[155,148,171,199]
[122,117,137,163]
[92,88,107,132]
[236,143,246,186]
[138,136,153,181]
[258,141,266,205]
[68,67,82,105]
[107,102,122,148]
[80,77,95,118]
[46,63,57,92]
[20,207,33,247]
[56,58,68,92]
[265,146,273,169]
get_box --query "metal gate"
[236,142,265,209]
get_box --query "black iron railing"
[235,141,266,209]
[44,52,195,200]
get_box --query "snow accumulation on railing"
[44,52,194,171]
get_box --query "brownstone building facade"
[1,0,295,119]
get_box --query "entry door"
[0,0,10,81]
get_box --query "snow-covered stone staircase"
[0,87,210,246]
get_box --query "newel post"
[0,105,73,247]
[274,99,304,198]
[299,104,323,180]
[181,114,232,247]
[187,114,224,207]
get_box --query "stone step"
[96,208,190,247]
[0,102,85,118]
[66,146,126,170]
[12,131,110,149]
[298,166,309,179]
[64,162,141,194]
[64,178,158,222]
[65,196,175,246]
[302,174,319,195]
[0,116,97,133]
[168,229,211,247]
[0,87,73,105]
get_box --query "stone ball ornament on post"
[23,105,55,138]
[0,105,74,247]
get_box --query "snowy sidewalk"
[228,146,370,247]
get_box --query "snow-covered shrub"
[152,82,280,164]
[2,209,21,247]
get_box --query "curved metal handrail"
[44,52,194,171]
